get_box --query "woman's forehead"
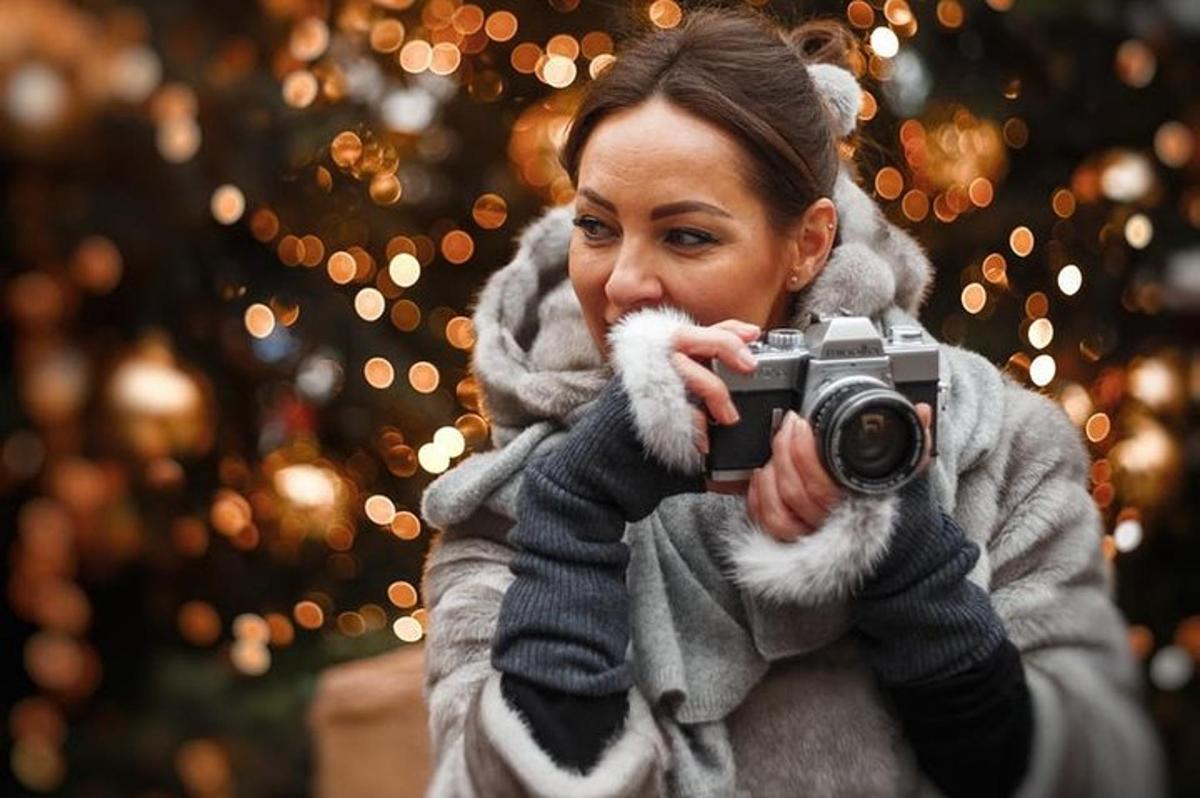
[575,99,758,211]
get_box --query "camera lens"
[840,405,912,478]
[810,381,924,493]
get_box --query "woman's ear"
[785,198,838,291]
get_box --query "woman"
[419,10,1163,797]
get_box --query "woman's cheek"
[567,244,612,329]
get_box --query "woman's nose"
[604,242,664,320]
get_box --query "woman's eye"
[572,215,613,241]
[665,228,717,248]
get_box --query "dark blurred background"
[1,0,1197,795]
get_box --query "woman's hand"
[669,318,764,434]
[747,403,935,542]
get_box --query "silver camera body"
[708,315,944,494]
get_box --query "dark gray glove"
[491,376,705,695]
[852,473,1007,686]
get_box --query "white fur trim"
[607,306,705,475]
[723,492,898,605]
[806,63,862,138]
[478,673,664,797]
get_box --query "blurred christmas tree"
[0,0,1197,795]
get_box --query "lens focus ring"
[810,382,924,494]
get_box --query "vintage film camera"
[707,315,944,494]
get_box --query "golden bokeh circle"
[884,0,913,26]
[1009,225,1034,257]
[456,376,481,410]
[982,252,1007,284]
[394,616,423,642]
[1003,117,1029,148]
[1051,188,1076,218]
[1025,291,1049,318]
[399,40,433,73]
[441,230,475,264]
[355,288,386,321]
[390,299,422,332]
[337,612,366,637]
[290,17,330,61]
[430,43,462,76]
[874,167,904,200]
[178,601,221,646]
[389,253,421,287]
[72,236,124,294]
[452,4,485,34]
[327,251,357,285]
[300,235,324,267]
[369,173,403,205]
[390,510,421,540]
[936,0,963,28]
[249,209,279,242]
[244,303,276,339]
[547,34,580,60]
[508,42,542,74]
[455,413,489,446]
[417,443,450,474]
[960,282,986,314]
[484,11,518,42]
[364,357,395,389]
[210,185,245,225]
[649,0,683,29]
[330,131,363,168]
[590,54,617,79]
[1115,40,1156,88]
[388,581,419,608]
[1057,264,1083,296]
[901,189,929,221]
[282,70,319,108]
[967,177,993,207]
[433,426,466,457]
[1154,121,1194,168]
[364,494,397,525]
[1028,318,1054,350]
[859,90,877,122]
[1089,412,1113,444]
[445,316,476,349]
[408,361,440,393]
[472,193,508,229]
[293,601,324,630]
[370,19,405,52]
[847,0,874,28]
[581,31,614,59]
[1029,354,1056,387]
[277,235,304,267]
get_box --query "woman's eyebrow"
[577,188,732,220]
[649,200,733,220]
[578,188,617,212]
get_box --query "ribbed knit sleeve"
[853,473,1032,796]
[489,377,703,770]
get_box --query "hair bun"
[805,63,862,138]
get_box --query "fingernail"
[738,348,757,369]
[727,404,741,424]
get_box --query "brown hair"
[559,9,857,233]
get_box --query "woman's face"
[568,96,837,356]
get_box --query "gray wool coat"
[418,171,1164,797]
